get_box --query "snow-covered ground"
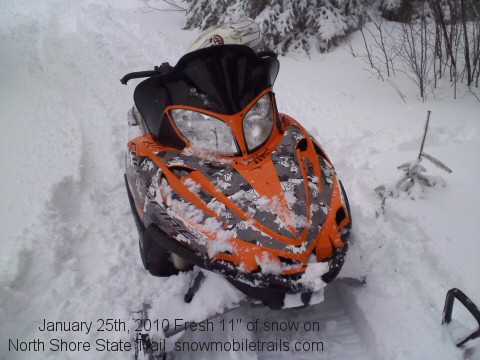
[1,1,479,359]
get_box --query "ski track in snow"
[1,1,480,359]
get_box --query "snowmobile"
[121,44,352,310]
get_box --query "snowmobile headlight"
[171,109,239,156]
[243,93,274,151]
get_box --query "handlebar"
[120,50,277,85]
[120,62,173,85]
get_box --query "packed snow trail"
[0,1,195,359]
[169,279,378,360]
[1,0,479,359]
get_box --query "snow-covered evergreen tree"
[184,0,365,54]
[378,0,414,22]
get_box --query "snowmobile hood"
[133,45,279,140]
[128,116,348,272]
[156,124,317,239]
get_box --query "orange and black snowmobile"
[122,45,351,309]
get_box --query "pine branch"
[421,153,453,173]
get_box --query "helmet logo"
[211,34,224,46]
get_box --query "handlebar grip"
[120,63,173,85]
[121,70,159,85]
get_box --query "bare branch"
[141,0,187,12]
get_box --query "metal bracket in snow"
[442,288,480,347]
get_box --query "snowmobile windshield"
[134,45,279,141]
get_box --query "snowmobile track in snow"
[161,278,378,360]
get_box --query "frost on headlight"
[171,109,239,155]
[243,93,274,151]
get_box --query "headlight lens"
[243,93,274,151]
[170,109,239,155]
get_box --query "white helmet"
[186,18,265,53]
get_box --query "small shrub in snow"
[397,158,445,195]
[375,111,452,217]
[375,159,447,217]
